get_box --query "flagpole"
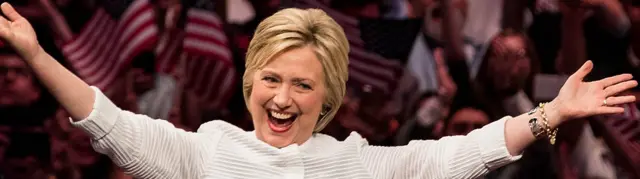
[215,0,227,23]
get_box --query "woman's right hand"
[0,3,42,61]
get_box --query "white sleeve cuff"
[474,116,523,170]
[69,86,121,140]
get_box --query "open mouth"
[267,109,298,133]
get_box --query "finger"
[433,48,445,67]
[596,106,625,114]
[434,52,448,72]
[600,73,634,88]
[0,16,11,40]
[1,3,23,21]
[604,80,638,96]
[433,48,451,84]
[0,14,8,27]
[605,95,637,106]
[569,60,593,81]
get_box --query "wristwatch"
[529,117,545,138]
[527,106,537,115]
[528,106,545,138]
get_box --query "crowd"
[0,0,639,178]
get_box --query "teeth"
[270,111,293,119]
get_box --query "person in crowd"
[531,0,629,74]
[474,29,539,117]
[0,132,52,179]
[423,0,535,122]
[552,1,640,178]
[395,102,491,145]
[0,47,40,107]
[435,106,490,138]
[393,47,458,144]
[47,108,132,179]
[0,3,638,179]
[412,1,550,178]
[0,44,57,127]
[126,51,179,120]
[327,85,400,145]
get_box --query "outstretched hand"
[551,60,637,125]
[0,3,41,61]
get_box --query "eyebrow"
[261,69,316,84]
[260,70,280,77]
[292,78,315,85]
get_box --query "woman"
[0,3,637,178]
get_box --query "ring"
[603,99,608,106]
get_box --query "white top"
[71,87,521,179]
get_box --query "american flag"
[291,0,403,94]
[156,0,236,110]
[155,30,184,74]
[60,0,158,92]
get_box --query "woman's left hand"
[549,60,637,127]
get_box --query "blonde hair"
[243,8,349,132]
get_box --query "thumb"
[1,3,23,21]
[570,60,593,81]
[0,16,12,42]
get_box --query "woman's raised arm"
[0,3,92,120]
[0,3,213,178]
[361,61,637,179]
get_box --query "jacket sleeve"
[360,116,522,179]
[70,86,210,179]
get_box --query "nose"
[513,61,529,77]
[6,70,16,81]
[0,70,16,84]
[273,85,292,109]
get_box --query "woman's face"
[248,46,326,148]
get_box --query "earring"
[320,105,330,116]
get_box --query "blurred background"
[0,0,639,178]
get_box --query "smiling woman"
[0,2,637,178]
[249,46,328,147]
[243,9,348,147]
[242,9,348,147]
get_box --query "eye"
[262,76,279,83]
[296,82,312,90]
[517,50,528,59]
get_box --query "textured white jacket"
[71,87,521,179]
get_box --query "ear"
[320,104,331,116]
